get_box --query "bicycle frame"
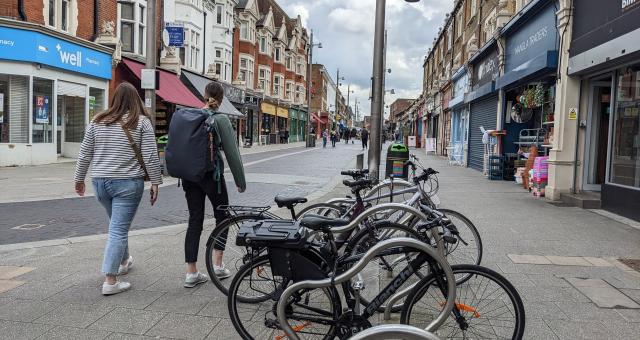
[276,237,456,340]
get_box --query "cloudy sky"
[278,0,454,117]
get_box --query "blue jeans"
[93,178,144,275]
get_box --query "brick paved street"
[0,144,361,245]
[1,152,640,339]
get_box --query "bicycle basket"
[235,220,308,249]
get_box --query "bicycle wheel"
[296,202,346,219]
[439,209,483,268]
[205,213,273,297]
[345,221,425,313]
[228,255,341,340]
[401,264,525,340]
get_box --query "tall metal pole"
[368,0,386,180]
[334,68,340,131]
[145,0,157,128]
[306,31,314,147]
[380,29,388,152]
[346,84,351,125]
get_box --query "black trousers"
[182,173,229,263]
[362,138,368,149]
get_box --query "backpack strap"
[204,109,224,193]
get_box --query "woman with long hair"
[181,82,246,288]
[74,82,162,295]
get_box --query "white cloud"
[278,0,454,116]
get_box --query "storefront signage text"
[622,0,640,12]
[473,48,499,87]
[514,26,548,56]
[504,4,558,74]
[221,83,244,104]
[0,26,112,79]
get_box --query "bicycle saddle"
[299,214,350,231]
[274,195,308,208]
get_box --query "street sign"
[164,24,184,47]
[141,69,157,90]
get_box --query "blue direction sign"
[165,25,184,47]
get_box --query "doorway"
[583,79,613,191]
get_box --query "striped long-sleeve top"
[74,116,163,185]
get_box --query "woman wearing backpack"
[74,82,162,295]
[181,82,246,288]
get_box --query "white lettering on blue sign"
[514,26,549,55]
[622,0,640,11]
[0,26,111,79]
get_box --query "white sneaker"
[102,281,131,295]
[213,264,232,280]
[117,256,134,275]
[184,272,209,288]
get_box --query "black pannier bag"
[236,220,327,281]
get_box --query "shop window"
[32,78,54,143]
[610,66,640,188]
[89,88,105,122]
[1,75,29,143]
[62,96,86,143]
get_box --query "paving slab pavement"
[0,153,639,339]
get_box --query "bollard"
[356,153,364,170]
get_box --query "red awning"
[122,59,203,108]
[311,112,327,124]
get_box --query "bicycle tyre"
[401,264,526,340]
[228,255,341,340]
[438,208,483,268]
[205,213,273,298]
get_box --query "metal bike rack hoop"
[276,237,456,340]
[348,324,442,340]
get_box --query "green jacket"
[208,111,246,191]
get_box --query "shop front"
[449,67,470,166]
[466,40,501,172]
[276,105,289,143]
[298,108,307,142]
[180,70,245,144]
[117,59,203,139]
[0,22,112,166]
[552,0,640,220]
[439,83,452,156]
[260,102,277,144]
[244,93,260,146]
[496,0,558,187]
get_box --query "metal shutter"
[468,95,498,171]
[9,75,29,143]
[58,81,86,97]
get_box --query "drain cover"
[12,224,46,230]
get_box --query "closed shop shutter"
[58,81,86,97]
[9,75,29,143]
[468,95,498,171]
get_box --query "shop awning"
[495,51,558,90]
[311,112,327,124]
[180,70,245,119]
[121,59,203,108]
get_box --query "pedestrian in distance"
[331,130,337,148]
[322,129,328,148]
[74,82,162,296]
[361,127,369,149]
[175,82,247,288]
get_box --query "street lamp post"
[368,0,419,180]
[146,0,157,128]
[306,30,322,147]
[335,69,344,131]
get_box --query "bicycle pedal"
[443,235,457,244]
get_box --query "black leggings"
[182,173,229,263]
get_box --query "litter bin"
[157,135,169,175]
[307,134,316,147]
[385,143,410,179]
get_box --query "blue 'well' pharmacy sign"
[0,26,112,79]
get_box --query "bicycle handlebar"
[276,237,456,340]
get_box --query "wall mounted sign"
[472,48,499,88]
[164,24,184,47]
[0,26,112,79]
[504,4,558,74]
